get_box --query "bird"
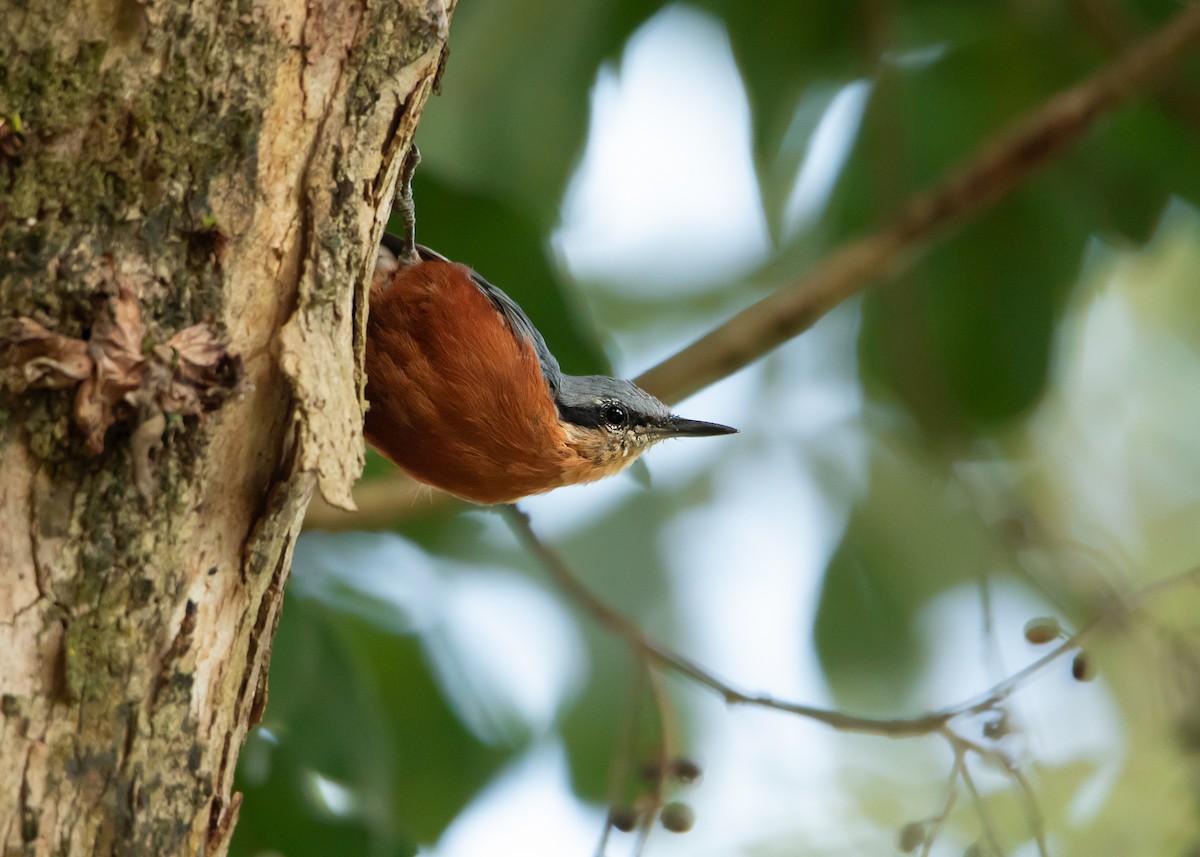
[363,148,736,505]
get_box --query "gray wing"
[414,244,562,397]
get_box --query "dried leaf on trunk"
[156,324,247,416]
[2,279,248,494]
[1,318,92,388]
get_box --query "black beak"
[660,416,738,438]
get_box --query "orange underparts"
[365,259,592,504]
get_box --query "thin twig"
[596,665,647,857]
[504,503,1200,743]
[958,756,1005,856]
[502,504,951,736]
[1001,761,1049,857]
[630,819,652,857]
[594,815,613,857]
[949,566,1200,720]
[636,2,1200,405]
[952,733,1050,857]
[304,474,454,531]
[505,506,1200,856]
[643,664,677,803]
[918,746,965,857]
[921,728,1050,857]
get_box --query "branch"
[1069,0,1200,137]
[506,517,1200,854]
[949,566,1200,719]
[501,504,948,735]
[309,4,1200,527]
[957,754,1005,855]
[303,474,456,531]
[636,2,1200,405]
[917,748,964,857]
[503,503,1200,740]
[966,736,1049,857]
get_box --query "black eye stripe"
[556,395,654,431]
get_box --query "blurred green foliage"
[233,590,508,856]
[234,1,1200,855]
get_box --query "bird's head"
[554,375,736,481]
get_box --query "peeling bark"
[0,1,453,854]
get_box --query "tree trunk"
[0,1,451,854]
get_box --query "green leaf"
[232,595,410,857]
[816,7,1135,432]
[230,741,387,857]
[813,530,923,713]
[813,436,1007,710]
[417,0,668,226]
[1072,101,1200,245]
[550,487,698,799]
[859,187,1086,431]
[232,590,509,855]
[700,0,861,239]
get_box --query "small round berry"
[1023,617,1061,645]
[660,801,695,833]
[1072,651,1095,682]
[609,807,638,833]
[897,821,926,853]
[671,758,702,784]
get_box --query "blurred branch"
[636,2,1200,405]
[914,729,1049,857]
[505,501,1200,738]
[949,567,1200,719]
[642,664,677,805]
[916,748,963,857]
[597,668,646,857]
[508,504,1200,849]
[308,5,1200,527]
[960,734,1049,857]
[503,504,948,736]
[1069,0,1200,137]
[595,664,685,856]
[303,475,456,531]
[957,751,1005,855]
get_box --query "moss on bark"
[0,1,452,853]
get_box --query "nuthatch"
[364,149,735,505]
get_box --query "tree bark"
[0,1,451,854]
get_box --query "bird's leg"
[392,144,421,265]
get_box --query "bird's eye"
[601,403,628,428]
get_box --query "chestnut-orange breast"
[365,259,581,504]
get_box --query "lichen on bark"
[0,1,452,854]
